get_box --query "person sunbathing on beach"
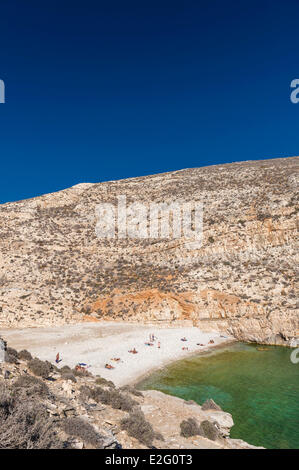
[128,348,138,354]
[111,358,121,362]
[197,343,205,346]
[181,337,187,342]
[182,346,188,350]
[209,339,215,344]
[145,342,154,346]
[105,363,115,369]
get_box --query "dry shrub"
[72,367,92,378]
[4,351,19,364]
[61,372,77,383]
[120,385,143,397]
[201,398,222,411]
[28,358,53,378]
[90,387,110,404]
[7,347,18,358]
[180,417,200,437]
[14,375,49,397]
[62,417,103,448]
[79,385,93,401]
[198,420,220,441]
[109,390,137,412]
[96,387,136,411]
[0,384,13,420]
[121,410,163,447]
[0,382,62,449]
[59,365,72,374]
[80,386,137,412]
[18,350,32,361]
[95,376,115,388]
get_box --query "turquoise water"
[137,343,299,449]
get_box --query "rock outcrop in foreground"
[0,346,259,449]
[0,157,298,345]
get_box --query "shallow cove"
[137,342,299,449]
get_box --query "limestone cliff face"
[0,157,298,345]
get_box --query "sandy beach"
[2,322,234,387]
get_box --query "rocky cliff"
[0,157,298,345]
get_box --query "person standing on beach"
[158,341,161,349]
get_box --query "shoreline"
[131,338,237,388]
[1,321,236,387]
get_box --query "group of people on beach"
[103,335,218,371]
[179,337,215,350]
[55,352,91,374]
[55,334,219,373]
[104,333,161,370]
[145,333,161,348]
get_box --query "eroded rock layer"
[0,157,298,344]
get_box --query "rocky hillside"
[0,342,259,449]
[0,157,298,345]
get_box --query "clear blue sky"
[0,0,299,202]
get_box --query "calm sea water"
[137,343,299,449]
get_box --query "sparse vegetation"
[201,398,222,411]
[95,376,115,388]
[59,365,72,374]
[61,372,77,383]
[14,374,50,397]
[0,382,62,449]
[0,157,297,449]
[79,385,137,412]
[28,358,53,378]
[62,417,103,448]
[72,367,92,377]
[121,409,163,447]
[180,417,200,437]
[4,351,19,364]
[198,420,220,441]
[0,157,297,351]
[120,385,143,397]
[109,389,137,411]
[17,350,32,361]
[7,347,18,358]
[96,387,136,411]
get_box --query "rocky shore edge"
[0,337,262,449]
